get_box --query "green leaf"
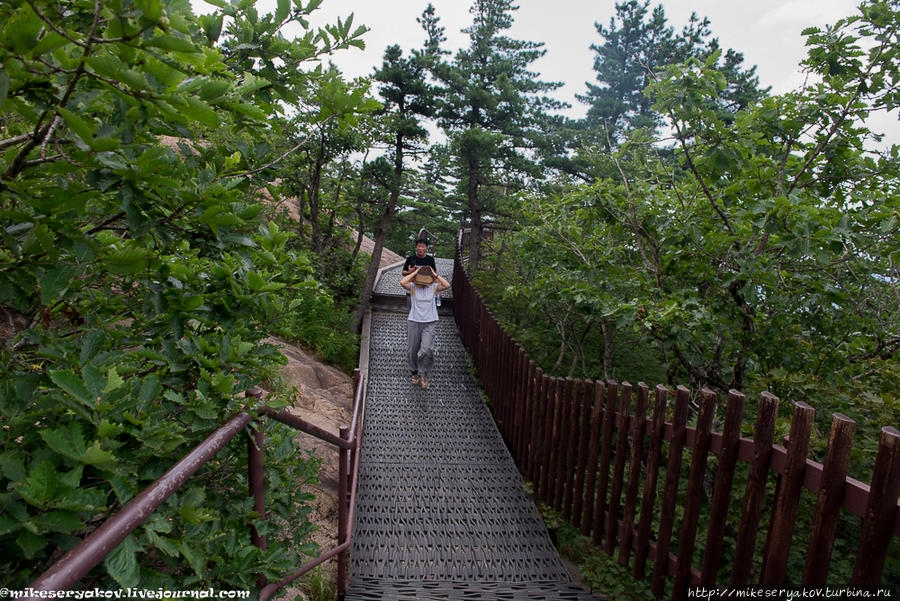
[0,451,26,483]
[4,4,42,53]
[58,465,83,492]
[97,418,121,438]
[144,34,197,53]
[138,375,161,403]
[107,473,136,503]
[90,137,121,152]
[49,370,93,406]
[0,68,9,109]
[55,488,106,512]
[0,515,20,536]
[276,0,291,22]
[33,510,85,533]
[183,96,219,128]
[58,107,95,145]
[104,367,125,393]
[105,246,149,275]
[200,14,224,44]
[16,529,46,558]
[40,423,87,462]
[183,295,203,311]
[177,539,206,577]
[18,460,58,508]
[211,372,234,395]
[80,330,106,365]
[246,272,265,292]
[104,536,140,588]
[83,364,105,398]
[146,530,180,557]
[81,441,116,466]
[31,31,68,56]
[0,493,28,522]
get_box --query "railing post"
[246,388,267,589]
[337,424,351,599]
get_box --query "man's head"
[415,238,428,258]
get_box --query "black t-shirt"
[404,254,437,273]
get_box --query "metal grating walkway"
[346,263,603,600]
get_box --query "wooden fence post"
[619,382,649,567]
[700,389,746,584]
[634,385,668,579]
[651,386,690,596]
[592,380,618,546]
[605,382,632,555]
[731,392,780,585]
[803,413,855,585]
[851,426,900,586]
[555,377,574,511]
[581,381,605,537]
[563,378,582,520]
[573,379,594,530]
[672,388,717,600]
[760,402,815,585]
[530,368,546,486]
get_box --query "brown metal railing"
[451,231,900,598]
[25,370,367,601]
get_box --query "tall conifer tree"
[354,45,436,330]
[422,0,563,269]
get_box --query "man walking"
[400,265,450,388]
[402,238,437,276]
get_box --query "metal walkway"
[346,261,602,600]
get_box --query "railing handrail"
[25,372,368,601]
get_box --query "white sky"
[192,0,899,146]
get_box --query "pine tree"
[423,0,563,269]
[577,1,767,153]
[353,45,436,330]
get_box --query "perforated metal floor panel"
[346,579,604,600]
[347,307,604,599]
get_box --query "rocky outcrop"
[262,338,354,599]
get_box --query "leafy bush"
[0,0,366,591]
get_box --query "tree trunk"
[309,160,323,256]
[467,161,482,270]
[601,319,614,381]
[351,208,365,263]
[353,198,397,332]
[353,131,404,332]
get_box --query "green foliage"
[0,0,367,590]
[302,565,336,601]
[469,1,899,589]
[473,1,900,473]
[536,501,656,601]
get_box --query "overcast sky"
[193,0,898,146]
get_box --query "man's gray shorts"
[407,320,437,376]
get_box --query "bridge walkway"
[345,259,603,600]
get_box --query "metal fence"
[451,237,900,599]
[25,371,367,601]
